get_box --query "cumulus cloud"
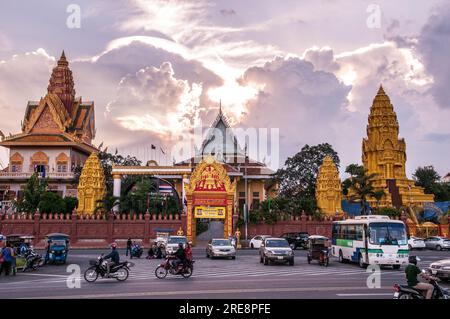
[238,56,351,164]
[108,61,202,138]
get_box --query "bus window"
[332,224,340,239]
[355,225,363,241]
[369,222,407,245]
[347,225,356,240]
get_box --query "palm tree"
[345,164,379,215]
[372,190,385,211]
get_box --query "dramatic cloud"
[239,56,351,164]
[416,2,450,108]
[107,61,202,137]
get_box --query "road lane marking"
[27,285,394,299]
[336,293,393,297]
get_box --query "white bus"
[331,215,409,269]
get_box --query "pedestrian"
[126,237,132,257]
[0,243,14,276]
[146,242,156,259]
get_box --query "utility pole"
[244,143,248,241]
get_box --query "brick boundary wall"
[1,211,447,248]
[0,212,183,249]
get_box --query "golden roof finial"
[377,84,385,95]
[58,50,68,66]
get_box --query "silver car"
[206,238,236,259]
[428,259,450,281]
[424,236,450,251]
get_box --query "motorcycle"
[84,255,133,282]
[393,270,450,299]
[22,249,45,272]
[130,245,143,258]
[155,255,194,279]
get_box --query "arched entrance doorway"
[184,156,236,244]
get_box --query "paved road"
[0,248,448,299]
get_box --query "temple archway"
[184,156,236,244]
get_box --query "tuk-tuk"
[44,233,69,264]
[5,234,35,270]
[306,235,331,267]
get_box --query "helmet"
[178,242,184,248]
[408,256,420,264]
[110,242,117,249]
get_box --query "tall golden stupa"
[77,152,107,215]
[362,85,434,207]
[316,155,343,216]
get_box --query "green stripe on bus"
[397,249,409,254]
[336,239,353,247]
[360,249,383,253]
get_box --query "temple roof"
[0,51,96,151]
[198,104,245,158]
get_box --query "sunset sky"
[0,0,449,177]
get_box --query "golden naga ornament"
[77,152,107,215]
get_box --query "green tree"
[343,164,378,215]
[413,166,440,194]
[38,192,66,214]
[14,173,48,213]
[274,143,339,216]
[63,196,78,214]
[275,143,339,198]
[413,165,450,201]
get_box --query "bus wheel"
[393,265,401,270]
[358,254,367,269]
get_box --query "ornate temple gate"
[184,156,236,244]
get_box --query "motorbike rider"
[185,241,193,264]
[405,256,433,299]
[172,242,186,272]
[103,242,120,277]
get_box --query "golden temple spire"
[361,85,434,207]
[316,155,343,216]
[58,50,68,66]
[48,50,75,113]
[77,152,107,215]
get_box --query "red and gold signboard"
[194,206,226,219]
[193,198,227,206]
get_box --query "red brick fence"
[0,212,183,248]
[2,211,447,248]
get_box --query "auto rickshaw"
[306,235,331,267]
[5,234,35,270]
[44,233,69,264]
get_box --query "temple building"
[316,155,343,216]
[110,108,277,241]
[175,107,278,214]
[0,51,97,206]
[361,85,434,207]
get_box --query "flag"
[159,185,173,194]
[151,144,156,150]
[160,147,165,155]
